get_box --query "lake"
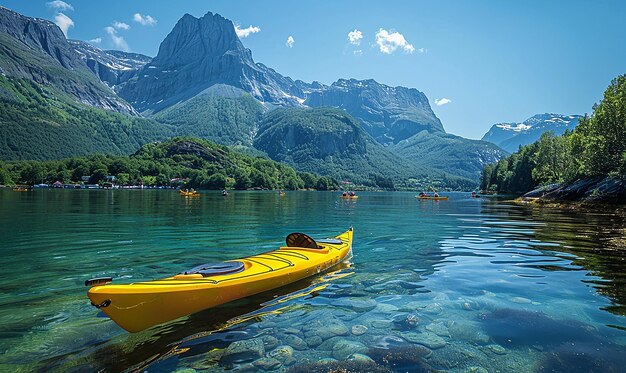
[0,189,625,372]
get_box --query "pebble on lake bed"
[484,344,507,355]
[268,345,294,361]
[351,324,368,335]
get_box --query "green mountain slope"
[390,131,508,180]
[253,107,474,189]
[152,90,264,146]
[0,76,173,160]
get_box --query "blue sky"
[2,0,625,139]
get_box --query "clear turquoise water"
[0,189,625,372]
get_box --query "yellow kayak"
[416,196,449,200]
[179,190,200,196]
[339,195,358,199]
[87,228,354,332]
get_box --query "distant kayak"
[339,195,358,199]
[86,228,354,332]
[179,190,199,197]
[416,196,448,200]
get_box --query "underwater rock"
[348,353,375,364]
[221,338,265,364]
[283,334,307,350]
[425,321,451,337]
[318,336,343,351]
[478,308,600,348]
[392,313,420,330]
[332,339,368,360]
[351,324,368,336]
[367,345,435,372]
[261,335,280,351]
[309,320,349,339]
[304,335,323,347]
[483,344,507,355]
[252,357,282,371]
[401,331,446,349]
[267,345,294,361]
[334,297,378,312]
[173,369,197,373]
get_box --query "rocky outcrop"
[482,113,581,153]
[521,176,626,204]
[117,12,304,114]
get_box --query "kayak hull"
[88,228,353,332]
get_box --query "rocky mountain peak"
[153,11,247,67]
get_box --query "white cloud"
[286,35,295,48]
[89,37,102,44]
[133,13,157,26]
[353,49,363,56]
[112,21,130,30]
[54,13,74,37]
[105,26,130,52]
[418,48,427,54]
[348,29,363,45]
[235,25,261,38]
[47,1,73,11]
[435,98,452,106]
[374,28,415,54]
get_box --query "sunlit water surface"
[0,190,625,372]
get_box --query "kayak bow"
[87,228,353,332]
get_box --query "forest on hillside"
[0,138,338,190]
[481,75,626,194]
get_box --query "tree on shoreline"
[482,74,626,194]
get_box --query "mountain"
[302,78,444,144]
[481,113,581,153]
[69,40,151,88]
[117,12,304,114]
[390,131,507,180]
[0,7,172,160]
[253,107,473,189]
[0,6,135,114]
